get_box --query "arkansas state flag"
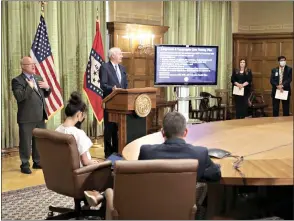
[83,21,105,122]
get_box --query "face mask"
[75,118,85,129]
[279,61,286,67]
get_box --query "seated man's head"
[64,91,87,129]
[162,111,188,140]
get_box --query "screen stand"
[177,86,190,122]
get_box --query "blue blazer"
[99,61,128,98]
[138,138,221,182]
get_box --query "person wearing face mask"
[270,56,292,117]
[231,59,253,119]
[99,47,128,158]
[55,91,99,167]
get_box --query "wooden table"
[123,116,293,185]
[123,117,293,218]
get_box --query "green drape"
[1,1,106,148]
[164,1,232,103]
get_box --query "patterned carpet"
[2,185,75,220]
[2,184,207,220]
[1,184,285,220]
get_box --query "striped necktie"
[29,75,39,91]
[279,68,284,85]
[115,65,121,84]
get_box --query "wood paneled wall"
[107,22,169,97]
[233,33,293,116]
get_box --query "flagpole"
[91,7,101,149]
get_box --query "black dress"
[231,69,253,119]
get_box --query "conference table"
[122,116,293,218]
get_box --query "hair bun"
[69,91,82,105]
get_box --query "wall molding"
[239,24,293,32]
[116,12,162,26]
[233,32,294,40]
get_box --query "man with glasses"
[11,56,51,174]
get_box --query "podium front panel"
[126,113,146,145]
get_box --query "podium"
[102,87,157,154]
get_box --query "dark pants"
[234,95,249,119]
[272,96,290,117]
[103,110,118,158]
[18,121,45,169]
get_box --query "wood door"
[233,33,293,116]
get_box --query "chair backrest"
[33,128,80,196]
[215,89,229,105]
[112,159,198,220]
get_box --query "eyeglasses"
[22,63,35,65]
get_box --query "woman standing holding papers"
[231,59,252,119]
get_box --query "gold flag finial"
[96,7,99,21]
[40,1,47,16]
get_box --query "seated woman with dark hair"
[56,92,107,209]
[55,91,99,167]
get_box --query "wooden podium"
[102,87,157,154]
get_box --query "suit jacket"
[11,73,51,124]
[270,65,292,97]
[99,62,128,98]
[231,69,253,96]
[138,138,221,182]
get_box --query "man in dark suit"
[270,56,292,117]
[12,56,51,174]
[139,112,221,182]
[99,47,128,158]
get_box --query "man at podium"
[99,47,128,158]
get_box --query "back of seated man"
[139,111,221,182]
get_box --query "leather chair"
[105,159,198,220]
[248,91,268,117]
[32,128,113,220]
[189,97,211,122]
[200,92,226,121]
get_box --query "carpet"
[2,184,207,220]
[2,185,76,220]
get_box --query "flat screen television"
[154,45,219,86]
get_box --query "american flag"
[30,15,63,118]
[83,21,104,122]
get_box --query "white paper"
[275,89,288,100]
[233,86,244,96]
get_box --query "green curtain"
[163,1,197,101]
[164,1,232,104]
[1,1,106,149]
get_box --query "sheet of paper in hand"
[275,89,288,100]
[233,86,244,96]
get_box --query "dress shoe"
[21,167,32,174]
[84,190,104,207]
[32,163,42,169]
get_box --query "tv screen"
[154,45,219,86]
